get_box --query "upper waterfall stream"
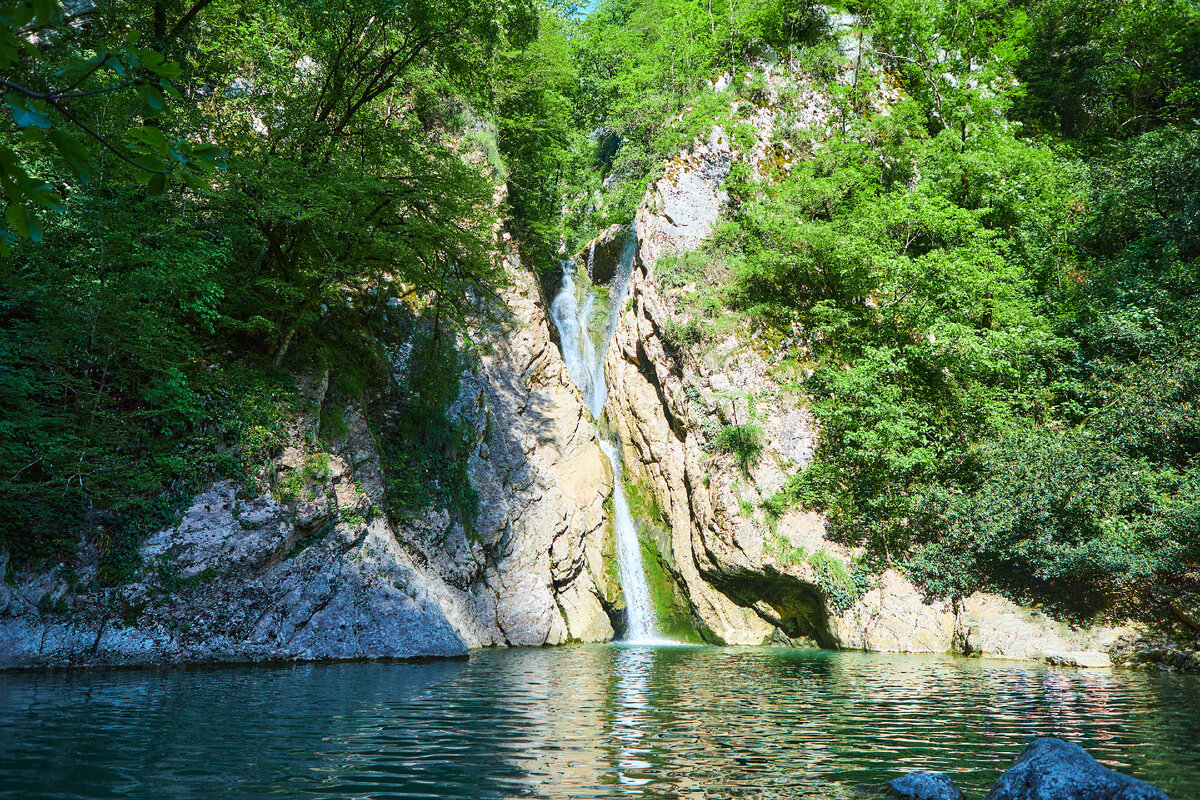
[548,228,661,643]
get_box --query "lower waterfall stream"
[548,228,660,643]
[598,440,658,642]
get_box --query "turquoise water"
[1,645,1197,799]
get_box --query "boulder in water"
[1042,650,1112,668]
[982,737,1170,800]
[885,772,966,800]
[858,772,965,800]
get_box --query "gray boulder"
[983,738,1170,800]
[887,772,966,800]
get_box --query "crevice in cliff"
[708,567,836,649]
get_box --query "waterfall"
[598,440,658,642]
[549,266,604,417]
[549,233,637,419]
[549,227,661,643]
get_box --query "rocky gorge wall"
[596,55,1133,665]
[0,251,620,669]
[0,32,1159,671]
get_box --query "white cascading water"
[599,440,659,642]
[549,266,604,417]
[549,227,660,643]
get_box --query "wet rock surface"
[982,738,1171,800]
[868,739,1172,800]
[882,772,967,800]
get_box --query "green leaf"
[5,203,29,239]
[130,153,167,174]
[0,31,23,69]
[144,86,165,111]
[148,173,167,195]
[47,129,92,181]
[129,125,168,150]
[191,144,225,159]
[5,97,52,129]
[26,182,64,212]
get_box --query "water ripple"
[0,646,1198,799]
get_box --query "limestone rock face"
[956,594,1129,662]
[982,738,1170,800]
[400,256,614,648]
[829,575,1128,659]
[0,253,614,669]
[600,72,832,644]
[0,483,467,668]
[831,571,956,654]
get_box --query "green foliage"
[714,423,765,475]
[0,0,225,251]
[150,558,219,597]
[1014,0,1200,142]
[687,0,1200,618]
[764,537,868,611]
[376,329,479,534]
[565,0,830,229]
[37,591,68,616]
[277,454,332,503]
[638,533,705,643]
[0,0,535,576]
[806,548,870,612]
[766,534,807,566]
[495,7,593,280]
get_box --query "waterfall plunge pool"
[1,645,1197,799]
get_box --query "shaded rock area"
[0,254,616,669]
[881,772,966,800]
[866,738,1170,800]
[982,738,1170,800]
[1111,632,1200,672]
[0,484,468,668]
[400,252,615,648]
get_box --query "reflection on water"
[611,646,655,792]
[1,646,1197,800]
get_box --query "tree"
[1,0,222,251]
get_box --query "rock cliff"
[598,54,1132,660]
[0,254,616,668]
[0,31,1153,670]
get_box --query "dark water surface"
[1,645,1197,799]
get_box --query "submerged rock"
[982,737,1170,800]
[1043,650,1112,668]
[884,772,966,800]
